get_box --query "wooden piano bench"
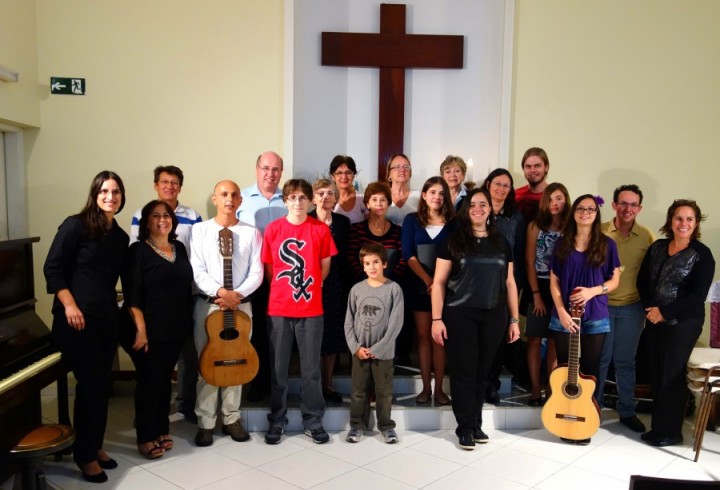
[9,424,74,490]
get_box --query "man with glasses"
[262,179,337,445]
[597,184,655,432]
[236,151,288,401]
[130,165,203,423]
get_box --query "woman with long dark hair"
[638,199,715,447]
[431,188,520,450]
[330,155,367,224]
[402,176,457,405]
[549,194,620,445]
[44,171,129,483]
[120,200,193,459]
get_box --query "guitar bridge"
[213,359,248,366]
[554,413,586,422]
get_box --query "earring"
[486,216,491,226]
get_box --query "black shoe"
[645,434,683,447]
[472,428,489,443]
[77,464,108,484]
[265,426,284,445]
[458,433,475,450]
[179,409,198,424]
[195,428,214,447]
[620,415,646,433]
[527,397,545,407]
[305,426,330,444]
[641,430,654,441]
[323,388,343,403]
[485,390,501,405]
[97,457,118,470]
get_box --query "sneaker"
[458,433,475,450]
[346,427,364,443]
[620,415,646,433]
[382,428,399,444]
[222,420,250,442]
[472,428,489,443]
[195,428,214,447]
[305,426,330,444]
[265,426,283,445]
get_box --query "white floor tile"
[147,450,250,489]
[468,446,565,487]
[424,466,531,490]
[311,467,416,490]
[533,465,628,490]
[256,445,356,488]
[364,447,461,488]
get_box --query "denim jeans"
[596,302,645,416]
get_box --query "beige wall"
[0,0,40,126]
[24,0,284,321]
[512,0,720,343]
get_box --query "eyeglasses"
[258,166,282,174]
[158,179,180,187]
[575,206,598,214]
[616,201,640,208]
[286,195,309,203]
[491,181,512,190]
[390,165,411,171]
[315,190,336,198]
[333,170,354,177]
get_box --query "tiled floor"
[7,386,719,490]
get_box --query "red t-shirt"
[515,185,543,224]
[262,216,338,317]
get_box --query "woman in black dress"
[638,199,715,447]
[121,200,194,459]
[44,171,129,483]
[310,178,351,402]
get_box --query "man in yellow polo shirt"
[597,185,655,432]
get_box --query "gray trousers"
[350,357,395,431]
[267,315,325,430]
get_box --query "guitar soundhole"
[219,329,240,341]
[563,383,580,399]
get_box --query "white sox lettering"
[277,238,313,301]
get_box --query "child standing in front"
[344,241,404,443]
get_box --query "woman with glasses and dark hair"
[120,200,193,460]
[548,194,620,445]
[44,171,129,483]
[330,154,367,224]
[637,199,715,447]
[386,153,421,226]
[431,187,520,450]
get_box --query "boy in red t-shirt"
[261,179,338,445]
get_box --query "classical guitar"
[541,297,600,440]
[199,227,259,387]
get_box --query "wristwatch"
[601,283,608,295]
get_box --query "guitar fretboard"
[568,319,581,388]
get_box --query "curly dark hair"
[78,170,126,239]
[659,199,705,240]
[555,194,608,267]
[447,187,503,260]
[137,200,178,242]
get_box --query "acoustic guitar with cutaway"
[541,298,600,441]
[199,227,259,387]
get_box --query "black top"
[121,241,193,342]
[438,233,512,309]
[637,238,715,325]
[44,215,129,319]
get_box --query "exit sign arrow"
[51,77,86,95]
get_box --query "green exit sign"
[50,77,86,95]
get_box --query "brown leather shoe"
[222,421,250,442]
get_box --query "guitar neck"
[568,317,581,386]
[223,256,233,290]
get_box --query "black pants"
[444,305,507,436]
[645,319,702,439]
[250,281,271,392]
[52,312,118,465]
[553,331,605,384]
[123,337,185,443]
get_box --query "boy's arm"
[343,288,362,355]
[367,284,404,359]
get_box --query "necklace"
[372,220,388,234]
[146,239,176,263]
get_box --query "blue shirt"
[236,183,287,232]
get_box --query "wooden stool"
[9,424,74,490]
[692,366,720,462]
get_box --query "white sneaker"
[382,428,399,444]
[346,428,363,443]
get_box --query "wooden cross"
[322,3,464,181]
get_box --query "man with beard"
[515,147,550,224]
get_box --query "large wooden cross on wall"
[321,3,464,181]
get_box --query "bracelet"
[432,318,443,322]
[532,290,540,294]
[509,317,520,323]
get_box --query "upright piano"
[0,237,69,482]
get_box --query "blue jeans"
[596,302,645,416]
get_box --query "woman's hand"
[532,295,547,316]
[507,323,520,343]
[558,309,579,334]
[645,306,665,324]
[425,281,433,294]
[132,329,149,352]
[64,304,86,330]
[569,287,596,306]
[432,320,447,346]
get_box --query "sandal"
[157,436,174,451]
[138,441,165,460]
[415,390,431,404]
